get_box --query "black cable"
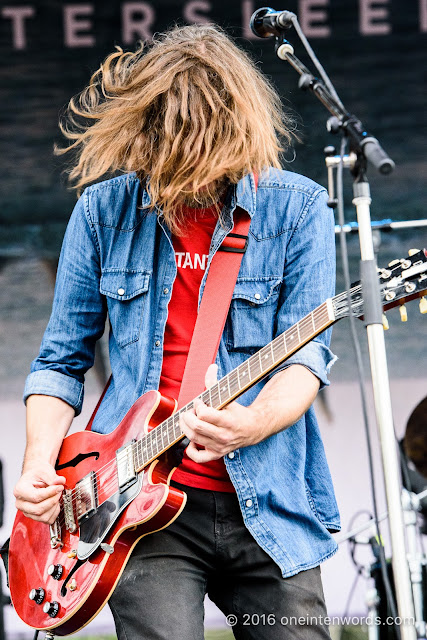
[347,510,374,577]
[335,136,401,639]
[289,14,346,111]
[32,631,39,640]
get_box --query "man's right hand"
[16,394,75,524]
[14,462,66,525]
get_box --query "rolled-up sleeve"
[23,191,106,415]
[24,369,84,414]
[271,187,337,388]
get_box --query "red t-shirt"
[158,203,235,493]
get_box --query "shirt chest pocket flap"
[226,277,282,351]
[100,269,151,348]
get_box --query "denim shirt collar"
[140,173,257,222]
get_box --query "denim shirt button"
[155,340,161,347]
[117,288,125,296]
[228,452,235,459]
[163,288,169,294]
[245,499,253,508]
[254,293,261,300]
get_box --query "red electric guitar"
[9,249,427,636]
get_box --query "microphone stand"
[271,34,417,640]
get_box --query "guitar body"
[9,390,186,636]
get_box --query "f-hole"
[60,560,85,597]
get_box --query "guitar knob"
[420,297,427,314]
[43,601,60,618]
[29,588,45,604]
[408,249,420,256]
[399,305,408,322]
[382,314,389,331]
[47,564,63,580]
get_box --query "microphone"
[250,7,296,38]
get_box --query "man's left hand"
[179,364,269,463]
[179,362,320,464]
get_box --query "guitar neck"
[133,298,336,473]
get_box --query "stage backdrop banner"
[0,1,426,383]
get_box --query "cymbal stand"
[339,487,427,637]
[366,585,380,640]
[402,489,426,638]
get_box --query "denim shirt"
[24,169,340,577]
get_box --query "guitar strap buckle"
[218,232,248,254]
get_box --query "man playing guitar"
[13,24,340,639]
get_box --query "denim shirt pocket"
[225,277,282,352]
[100,269,151,348]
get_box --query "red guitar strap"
[86,377,110,430]
[87,173,258,428]
[177,173,257,408]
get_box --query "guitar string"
[54,302,335,525]
[59,269,407,508]
[55,302,334,514]
[65,269,409,525]
[55,267,413,526]
[57,279,391,526]
[59,301,332,508]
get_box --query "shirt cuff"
[23,370,84,415]
[269,341,337,389]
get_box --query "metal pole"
[353,182,417,640]
[334,218,427,235]
[402,490,426,638]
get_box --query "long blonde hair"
[57,24,294,233]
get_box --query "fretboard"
[132,298,335,472]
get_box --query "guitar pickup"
[116,441,137,493]
[76,471,98,521]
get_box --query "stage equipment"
[333,219,427,236]
[249,7,294,37]
[250,8,419,638]
[401,398,427,637]
[337,394,427,639]
[339,487,427,640]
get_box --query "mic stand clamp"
[324,145,357,210]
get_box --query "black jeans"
[108,482,331,640]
